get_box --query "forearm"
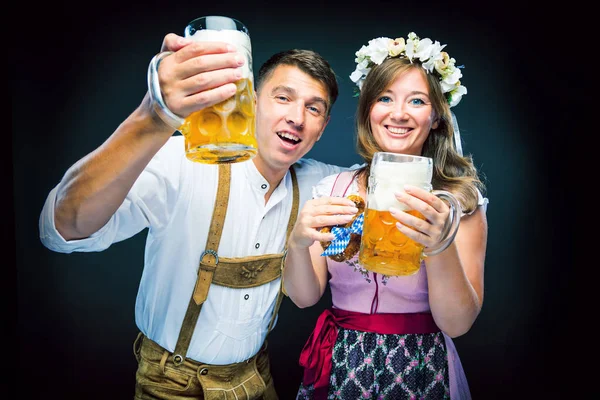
[283,196,357,308]
[283,243,325,308]
[425,243,482,337]
[54,95,174,240]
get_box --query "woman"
[283,33,488,399]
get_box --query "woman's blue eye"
[409,98,426,105]
[377,96,392,103]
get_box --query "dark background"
[13,1,574,399]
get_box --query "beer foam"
[368,160,432,211]
[375,160,432,182]
[189,29,252,79]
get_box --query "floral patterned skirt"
[296,328,450,400]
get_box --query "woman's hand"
[290,197,358,249]
[389,185,451,248]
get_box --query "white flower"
[440,79,455,93]
[364,37,393,65]
[357,59,370,71]
[441,66,462,87]
[421,41,446,73]
[350,59,371,85]
[349,32,467,107]
[448,85,467,107]
[413,38,434,60]
[355,45,369,63]
[349,69,362,84]
[405,32,423,61]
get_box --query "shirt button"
[255,243,260,249]
[244,294,249,300]
[261,184,267,189]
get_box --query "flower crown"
[349,32,467,107]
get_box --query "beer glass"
[180,16,257,164]
[358,152,461,276]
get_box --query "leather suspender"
[171,164,299,366]
[171,164,231,365]
[268,167,299,333]
[193,164,231,305]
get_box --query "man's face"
[254,65,330,174]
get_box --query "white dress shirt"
[39,135,352,365]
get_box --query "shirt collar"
[240,160,291,206]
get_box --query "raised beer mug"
[181,16,258,164]
[358,152,461,276]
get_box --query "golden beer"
[358,152,462,275]
[181,16,257,164]
[180,78,257,164]
[358,208,427,276]
[358,153,433,276]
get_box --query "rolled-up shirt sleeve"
[39,138,184,253]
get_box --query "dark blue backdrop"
[13,1,571,398]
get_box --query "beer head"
[186,18,253,80]
[368,153,433,211]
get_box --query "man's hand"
[157,33,245,118]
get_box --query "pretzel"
[320,195,365,262]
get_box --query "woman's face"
[369,68,438,156]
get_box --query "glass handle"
[423,190,461,257]
[147,51,185,130]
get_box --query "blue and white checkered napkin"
[321,213,364,256]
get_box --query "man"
[39,33,354,399]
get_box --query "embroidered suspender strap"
[171,164,231,366]
[172,165,298,366]
[267,166,299,333]
[208,166,298,291]
[210,254,284,287]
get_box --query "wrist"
[287,239,305,252]
[140,92,177,132]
